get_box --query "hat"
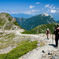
[47,28,49,30]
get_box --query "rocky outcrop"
[0,12,22,30]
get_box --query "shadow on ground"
[49,44,56,48]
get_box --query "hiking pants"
[55,37,59,47]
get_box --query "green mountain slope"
[22,23,58,34]
[16,13,55,30]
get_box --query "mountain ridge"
[0,12,22,30]
[15,13,55,30]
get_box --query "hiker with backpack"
[46,28,50,39]
[54,25,58,46]
[55,25,59,47]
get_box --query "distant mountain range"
[10,13,59,21]
[10,13,32,18]
[15,13,55,30]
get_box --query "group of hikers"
[46,24,59,48]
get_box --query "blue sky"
[0,0,59,16]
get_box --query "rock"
[48,52,52,55]
[42,50,45,53]
[51,56,58,59]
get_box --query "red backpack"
[47,30,49,34]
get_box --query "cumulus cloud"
[50,10,56,13]
[53,7,55,9]
[45,4,55,9]
[0,9,40,15]
[23,10,40,14]
[24,10,32,14]
[45,4,49,7]
[0,10,10,13]
[49,5,53,9]
[0,11,5,13]
[36,2,40,4]
[29,5,35,9]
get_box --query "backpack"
[56,28,59,37]
[57,29,59,35]
[47,30,49,34]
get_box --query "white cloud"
[9,11,22,14]
[49,5,53,9]
[42,13,49,16]
[0,11,4,13]
[53,7,55,9]
[45,4,55,9]
[0,9,40,15]
[23,10,40,14]
[29,5,35,9]
[24,10,32,14]
[50,10,56,13]
[31,10,40,12]
[0,11,10,14]
[45,4,49,7]
[36,2,40,4]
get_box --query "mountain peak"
[42,13,49,16]
[16,13,55,30]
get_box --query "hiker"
[54,25,58,46]
[46,28,50,39]
[55,25,59,47]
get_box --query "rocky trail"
[16,32,59,59]
[19,37,59,59]
[0,30,59,59]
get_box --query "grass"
[40,42,45,47]
[22,23,56,34]
[0,18,6,26]
[0,33,15,41]
[4,22,13,30]
[0,41,37,59]
[0,33,15,49]
[13,21,23,29]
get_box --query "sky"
[0,0,59,17]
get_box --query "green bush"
[0,41,37,59]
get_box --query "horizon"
[0,0,59,20]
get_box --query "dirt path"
[16,31,59,59]
[0,30,59,59]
